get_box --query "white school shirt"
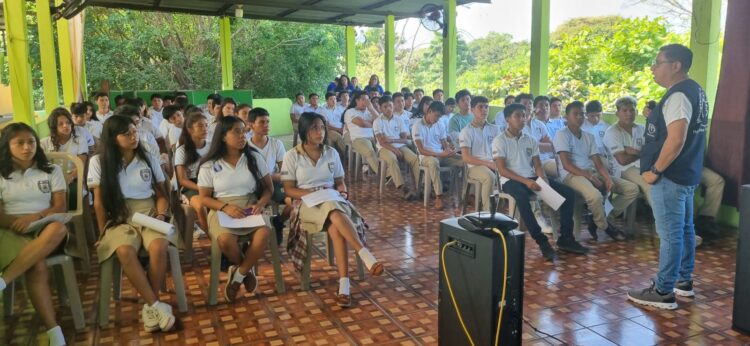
[280,145,344,190]
[137,128,161,160]
[553,127,599,180]
[412,118,446,155]
[319,105,344,129]
[97,111,113,123]
[198,152,269,198]
[75,126,95,149]
[140,119,163,139]
[373,115,408,151]
[494,112,507,131]
[492,130,540,179]
[40,133,88,158]
[174,142,210,179]
[603,123,646,176]
[248,137,286,174]
[545,118,566,139]
[523,118,553,161]
[344,108,374,140]
[85,120,103,139]
[87,153,165,199]
[394,109,412,132]
[459,122,502,168]
[582,119,609,156]
[163,123,182,148]
[304,104,325,114]
[148,107,164,128]
[290,103,308,119]
[0,164,65,215]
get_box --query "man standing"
[627,44,708,310]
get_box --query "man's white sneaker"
[151,301,176,331]
[532,201,553,234]
[142,304,160,332]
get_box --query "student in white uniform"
[81,101,103,141]
[70,102,97,152]
[413,101,464,210]
[175,111,210,232]
[344,91,380,175]
[148,94,164,129]
[94,91,113,123]
[247,108,290,245]
[116,105,170,178]
[208,98,237,141]
[198,116,272,303]
[459,96,502,212]
[603,96,650,204]
[373,96,419,200]
[87,115,177,332]
[582,100,609,157]
[554,101,638,241]
[304,93,325,114]
[161,105,184,150]
[40,107,90,209]
[235,103,252,138]
[320,92,346,155]
[392,92,412,137]
[281,112,384,308]
[535,96,566,149]
[0,123,70,346]
[290,92,308,146]
[125,98,168,156]
[493,104,588,260]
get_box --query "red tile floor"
[2,173,749,345]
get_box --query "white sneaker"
[532,201,553,235]
[151,301,176,332]
[142,304,160,332]
[695,235,703,248]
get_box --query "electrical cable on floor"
[522,317,569,346]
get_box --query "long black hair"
[98,115,159,226]
[413,96,434,118]
[200,116,264,199]
[0,123,54,179]
[343,91,368,124]
[299,112,328,150]
[47,107,79,151]
[178,110,208,169]
[83,101,99,122]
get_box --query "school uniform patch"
[328,162,335,173]
[526,147,533,156]
[37,180,51,193]
[139,168,152,182]
[647,123,657,136]
[636,138,643,146]
[213,163,223,172]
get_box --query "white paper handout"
[218,211,266,229]
[301,189,345,208]
[132,212,175,235]
[25,213,73,234]
[604,193,615,216]
[534,177,566,211]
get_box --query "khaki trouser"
[621,166,652,206]
[379,146,419,189]
[699,167,725,217]
[467,165,497,212]
[563,170,639,230]
[542,159,559,178]
[352,137,379,174]
[327,130,346,156]
[420,155,465,196]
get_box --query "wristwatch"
[650,165,662,176]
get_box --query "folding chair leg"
[268,233,286,294]
[3,280,15,317]
[167,247,188,312]
[208,238,221,306]
[60,257,85,331]
[113,259,122,300]
[625,202,637,237]
[72,217,91,272]
[301,233,313,291]
[98,258,113,327]
[355,254,365,281]
[461,183,470,214]
[326,233,335,266]
[423,170,431,207]
[52,265,68,306]
[474,185,481,213]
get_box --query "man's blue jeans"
[651,176,697,293]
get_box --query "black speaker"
[733,184,750,334]
[438,215,525,346]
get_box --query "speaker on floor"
[438,213,525,346]
[733,184,750,334]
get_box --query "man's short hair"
[400,87,411,94]
[566,101,585,114]
[504,95,515,103]
[427,101,445,115]
[646,100,657,110]
[248,107,270,123]
[295,92,304,98]
[470,96,489,108]
[163,105,182,120]
[585,100,603,113]
[379,95,393,106]
[382,91,393,97]
[615,96,638,110]
[325,92,336,100]
[503,103,526,119]
[94,91,109,100]
[309,93,319,99]
[432,89,444,96]
[550,96,562,104]
[414,88,424,94]
[113,94,125,104]
[404,92,414,99]
[163,94,175,102]
[113,104,141,118]
[533,95,550,107]
[455,89,471,101]
[515,93,533,103]
[444,97,456,106]
[392,92,404,100]
[150,93,163,101]
[660,43,693,73]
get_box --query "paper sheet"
[25,213,73,234]
[217,212,266,229]
[533,177,566,211]
[301,189,345,208]
[604,193,615,215]
[132,212,175,235]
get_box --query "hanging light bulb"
[235,5,244,18]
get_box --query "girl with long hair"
[198,116,272,303]
[88,115,177,332]
[40,107,90,209]
[175,111,210,231]
[0,123,70,346]
[282,112,384,308]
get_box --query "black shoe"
[538,241,558,261]
[604,223,626,241]
[674,280,695,297]
[272,214,284,246]
[585,214,598,241]
[627,280,678,310]
[220,254,230,272]
[556,238,590,255]
[695,215,720,238]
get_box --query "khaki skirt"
[207,195,271,239]
[0,221,67,272]
[96,198,178,263]
[298,200,358,234]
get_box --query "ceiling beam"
[214,0,413,17]
[361,0,400,11]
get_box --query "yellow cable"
[440,240,475,346]
[492,228,509,346]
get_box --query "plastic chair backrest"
[46,152,85,216]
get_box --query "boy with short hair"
[493,103,588,260]
[555,101,638,241]
[162,105,184,150]
[413,89,425,109]
[290,92,308,146]
[304,93,324,114]
[149,93,165,128]
[392,92,412,134]
[94,92,113,122]
[413,101,464,210]
[320,92,346,155]
[604,96,650,205]
[432,89,444,102]
[582,100,609,156]
[404,92,416,114]
[447,89,473,137]
[373,96,419,200]
[458,96,501,211]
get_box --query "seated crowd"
[0,72,726,345]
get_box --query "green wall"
[254,98,293,137]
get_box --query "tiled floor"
[2,171,749,345]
